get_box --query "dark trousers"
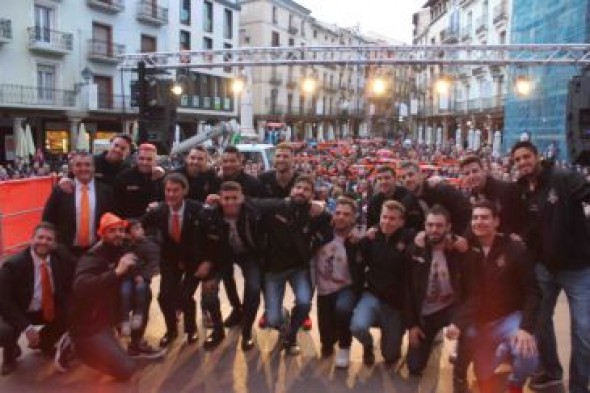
[235,255,262,336]
[158,264,199,335]
[317,287,357,349]
[0,310,66,360]
[129,285,152,347]
[407,306,454,374]
[222,266,242,311]
[74,329,136,380]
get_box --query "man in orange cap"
[63,212,164,379]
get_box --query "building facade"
[412,0,511,150]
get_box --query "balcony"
[0,84,75,108]
[441,28,459,44]
[461,25,472,42]
[269,74,283,85]
[136,1,168,26]
[91,93,132,111]
[87,39,125,64]
[286,79,298,89]
[87,0,125,13]
[288,26,298,35]
[493,2,508,26]
[324,85,339,94]
[475,16,488,36]
[28,27,73,55]
[0,19,11,44]
[472,66,486,77]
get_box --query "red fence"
[0,176,56,257]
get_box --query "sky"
[295,0,426,44]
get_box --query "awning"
[266,122,285,128]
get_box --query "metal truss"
[118,44,590,71]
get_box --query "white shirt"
[28,250,54,312]
[169,201,185,237]
[74,179,97,246]
[314,235,352,296]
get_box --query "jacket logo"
[547,188,559,204]
[274,214,288,223]
[495,255,506,268]
[412,256,426,263]
[126,185,140,190]
[207,234,220,240]
[396,242,406,252]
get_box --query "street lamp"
[372,77,387,96]
[171,82,183,96]
[302,77,317,95]
[434,76,452,95]
[231,77,245,95]
[515,76,532,97]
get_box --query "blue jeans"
[535,264,590,393]
[264,267,312,343]
[467,311,539,387]
[350,291,404,363]
[120,279,149,321]
[236,255,263,336]
[74,329,136,380]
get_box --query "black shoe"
[203,330,225,351]
[283,340,301,356]
[528,373,563,389]
[159,331,178,348]
[223,309,243,328]
[453,377,470,393]
[186,332,199,345]
[54,332,75,373]
[128,341,166,359]
[321,344,334,358]
[362,346,375,366]
[1,359,16,376]
[241,334,255,351]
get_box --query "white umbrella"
[473,129,482,151]
[76,123,90,151]
[327,124,335,141]
[317,123,325,142]
[492,130,502,158]
[15,124,27,159]
[455,128,462,150]
[131,120,139,143]
[417,126,424,144]
[467,128,475,150]
[425,126,433,146]
[24,124,36,157]
[285,125,292,142]
[436,127,443,146]
[173,124,181,148]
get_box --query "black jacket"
[453,234,540,333]
[367,187,424,231]
[418,181,472,235]
[141,200,206,272]
[114,166,164,219]
[69,242,127,338]
[252,198,332,272]
[127,237,160,281]
[258,170,299,198]
[93,152,131,189]
[198,201,266,277]
[359,229,413,310]
[42,181,115,248]
[404,244,467,329]
[223,171,265,198]
[0,247,74,333]
[174,166,221,203]
[469,176,524,235]
[517,162,590,271]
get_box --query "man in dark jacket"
[312,197,363,369]
[114,143,164,219]
[459,155,523,235]
[405,205,466,377]
[199,181,265,351]
[258,142,299,198]
[351,200,413,366]
[446,200,540,393]
[69,213,163,381]
[93,133,133,188]
[174,146,221,202]
[511,141,590,393]
[366,165,423,231]
[0,223,74,375]
[398,161,472,234]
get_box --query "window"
[180,30,190,50]
[288,14,294,29]
[180,0,191,25]
[288,38,294,46]
[34,4,53,42]
[224,9,233,39]
[92,23,112,57]
[204,1,213,33]
[203,36,213,49]
[271,31,280,47]
[299,95,304,114]
[94,75,113,109]
[272,6,278,24]
[287,93,293,114]
[223,43,232,73]
[270,88,278,112]
[313,30,317,38]
[300,20,305,37]
[140,34,157,52]
[37,64,55,102]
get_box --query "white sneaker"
[121,321,131,337]
[131,314,143,330]
[335,347,350,369]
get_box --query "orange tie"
[78,184,90,247]
[171,212,181,243]
[39,260,55,322]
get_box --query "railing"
[87,0,125,13]
[0,84,75,107]
[27,27,73,52]
[0,19,11,40]
[88,39,125,60]
[96,93,131,110]
[461,25,472,41]
[441,28,459,43]
[269,74,283,85]
[137,1,168,24]
[493,2,508,24]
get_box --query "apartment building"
[412,0,510,149]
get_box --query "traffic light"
[566,73,590,165]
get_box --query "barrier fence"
[0,175,56,258]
